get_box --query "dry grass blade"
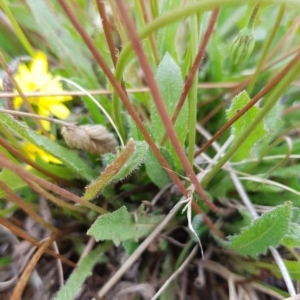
[10,232,62,300]
[0,216,75,268]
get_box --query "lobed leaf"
[88,205,164,245]
[228,202,292,257]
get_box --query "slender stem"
[248,3,261,29]
[0,152,108,214]
[0,109,73,126]
[0,216,75,268]
[56,0,191,201]
[116,0,240,83]
[10,232,62,300]
[104,0,126,140]
[96,0,118,67]
[0,53,48,136]
[0,179,59,233]
[194,49,300,158]
[0,82,237,98]
[0,0,34,56]
[0,135,73,185]
[161,8,219,146]
[0,123,24,153]
[269,247,296,296]
[115,0,223,215]
[187,6,199,164]
[140,0,160,64]
[247,4,285,94]
[150,0,159,19]
[202,52,300,187]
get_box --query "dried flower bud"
[229,26,255,65]
[61,124,118,155]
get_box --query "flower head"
[13,51,72,131]
[229,26,255,65]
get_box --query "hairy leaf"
[83,140,148,200]
[0,113,96,181]
[151,53,188,169]
[228,202,292,257]
[53,243,111,300]
[281,222,300,248]
[145,147,174,188]
[103,141,149,182]
[88,205,164,245]
[226,90,267,161]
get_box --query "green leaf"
[226,90,267,161]
[53,243,111,300]
[281,222,300,248]
[151,53,188,169]
[34,154,76,181]
[122,240,139,255]
[259,260,300,282]
[88,205,164,245]
[157,0,181,60]
[0,113,96,181]
[84,140,148,200]
[291,207,300,223]
[0,168,56,198]
[128,116,144,141]
[103,141,149,182]
[145,147,174,188]
[228,202,292,257]
[275,261,300,281]
[206,33,224,82]
[0,169,26,198]
[272,165,300,178]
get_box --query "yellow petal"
[37,106,51,131]
[49,103,70,120]
[13,97,23,109]
[30,51,48,77]
[16,64,31,82]
[41,120,51,131]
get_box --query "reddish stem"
[57,0,224,237]
[115,0,222,215]
[161,8,220,145]
[0,135,72,186]
[0,216,76,268]
[0,179,59,233]
[140,0,160,65]
[96,0,118,67]
[56,0,188,198]
[0,152,107,214]
[194,49,300,158]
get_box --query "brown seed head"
[61,124,118,155]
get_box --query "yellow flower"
[24,141,62,164]
[13,51,72,131]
